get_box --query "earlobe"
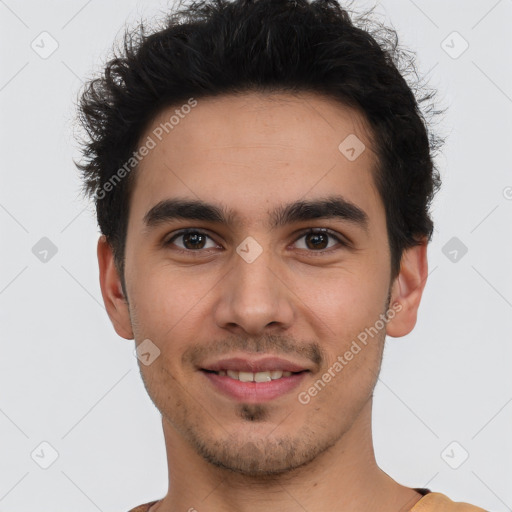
[386,240,428,338]
[97,235,134,340]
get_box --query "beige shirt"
[127,491,488,512]
[410,492,487,511]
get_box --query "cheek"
[301,287,386,404]
[294,266,388,334]
[297,331,383,416]
[293,269,389,402]
[128,256,208,331]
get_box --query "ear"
[386,240,428,338]
[97,235,134,340]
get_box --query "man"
[75,0,487,510]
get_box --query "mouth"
[199,356,311,402]
[201,368,307,382]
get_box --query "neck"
[152,400,422,512]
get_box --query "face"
[99,91,426,476]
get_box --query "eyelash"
[163,228,349,255]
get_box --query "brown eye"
[305,232,329,250]
[293,229,346,252]
[165,230,218,251]
[181,232,207,250]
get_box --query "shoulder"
[411,492,488,511]
[126,500,160,512]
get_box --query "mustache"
[182,333,325,369]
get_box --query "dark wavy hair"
[75,0,444,298]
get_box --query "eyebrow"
[142,195,369,233]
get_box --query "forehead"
[128,91,383,231]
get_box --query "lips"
[200,356,309,373]
[199,356,310,402]
[201,369,308,402]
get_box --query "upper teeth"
[216,370,293,382]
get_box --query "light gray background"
[1,0,511,511]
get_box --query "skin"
[98,91,428,512]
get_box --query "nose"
[213,246,295,336]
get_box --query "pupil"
[307,232,327,250]
[184,232,205,249]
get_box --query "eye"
[163,228,348,254]
[292,228,347,252]
[164,229,219,252]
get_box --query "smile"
[206,369,296,381]
[201,369,308,402]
